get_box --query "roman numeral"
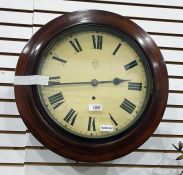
[109,113,118,126]
[64,109,77,126]
[128,82,142,91]
[48,92,65,110]
[88,117,96,131]
[120,98,136,114]
[48,76,61,86]
[112,43,122,55]
[124,60,138,70]
[52,56,67,64]
[92,35,103,50]
[69,38,82,53]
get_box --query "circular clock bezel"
[36,24,153,140]
[14,10,168,162]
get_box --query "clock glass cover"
[37,25,152,139]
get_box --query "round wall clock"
[14,10,168,162]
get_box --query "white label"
[14,75,49,85]
[100,125,113,132]
[89,104,102,111]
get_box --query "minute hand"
[50,78,130,86]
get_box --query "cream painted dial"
[37,25,152,138]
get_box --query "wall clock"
[14,10,168,162]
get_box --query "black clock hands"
[91,78,130,86]
[100,78,130,85]
[48,77,130,87]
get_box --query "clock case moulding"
[14,10,168,162]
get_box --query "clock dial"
[37,25,152,138]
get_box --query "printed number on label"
[89,104,102,111]
[100,125,113,131]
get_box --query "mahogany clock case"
[14,10,168,162]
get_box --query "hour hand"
[112,78,130,85]
[96,78,130,85]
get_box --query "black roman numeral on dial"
[69,38,82,53]
[128,82,142,91]
[109,113,118,126]
[112,43,122,55]
[48,76,61,86]
[124,60,138,70]
[88,117,96,131]
[52,56,67,64]
[48,92,65,110]
[92,35,103,50]
[120,98,136,114]
[64,109,77,126]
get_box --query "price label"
[89,104,102,111]
[100,125,113,131]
